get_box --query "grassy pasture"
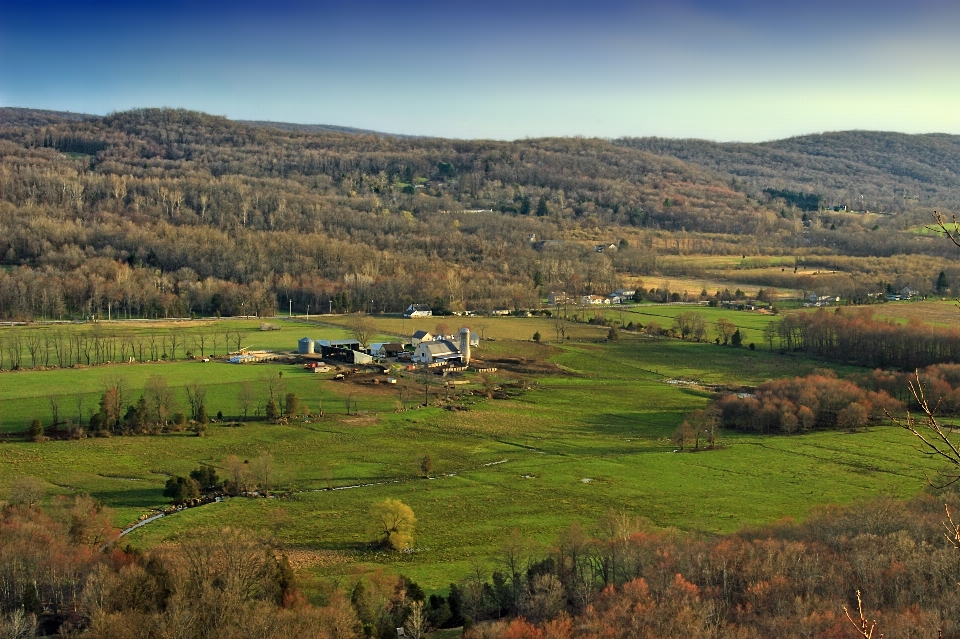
[868,299,960,327]
[0,318,347,370]
[0,320,938,592]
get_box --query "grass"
[0,323,940,592]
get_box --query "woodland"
[0,108,957,320]
[4,490,960,639]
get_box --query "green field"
[0,318,937,593]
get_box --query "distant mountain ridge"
[0,106,395,137]
[237,119,398,137]
[4,106,958,213]
[0,107,98,127]
[619,131,960,212]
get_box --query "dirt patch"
[284,548,352,571]
[337,415,379,427]
[477,357,569,376]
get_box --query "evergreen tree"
[731,328,743,348]
[266,398,280,421]
[28,418,44,441]
[936,270,950,294]
[535,195,548,217]
[519,195,531,216]
[284,393,300,418]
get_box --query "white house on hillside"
[405,304,432,318]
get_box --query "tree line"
[715,371,902,435]
[773,307,960,370]
[0,326,248,370]
[20,372,314,441]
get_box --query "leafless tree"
[551,319,566,343]
[932,209,960,248]
[48,396,61,429]
[348,313,376,349]
[237,380,254,419]
[889,371,960,485]
[184,380,208,421]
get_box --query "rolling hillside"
[620,131,960,213]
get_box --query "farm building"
[411,328,472,365]
[404,304,433,318]
[371,343,405,358]
[411,330,434,346]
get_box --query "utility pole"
[289,299,292,317]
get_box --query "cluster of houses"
[802,287,920,307]
[549,289,636,306]
[405,304,511,318]
[803,293,842,307]
[297,327,479,368]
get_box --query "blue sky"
[1,1,958,141]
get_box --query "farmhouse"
[411,330,434,346]
[491,307,510,316]
[581,295,609,305]
[404,304,433,318]
[548,291,572,305]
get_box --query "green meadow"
[0,317,938,592]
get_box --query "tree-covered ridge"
[0,107,96,128]
[0,108,956,319]
[620,131,960,213]
[0,108,785,319]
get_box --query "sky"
[1,0,959,141]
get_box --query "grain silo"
[298,337,315,354]
[459,328,471,365]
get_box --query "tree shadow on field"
[90,487,164,510]
[585,411,678,440]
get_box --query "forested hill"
[0,107,952,320]
[0,107,97,127]
[619,132,960,213]
[237,120,390,136]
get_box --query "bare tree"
[145,375,175,426]
[890,372,960,484]
[192,332,209,357]
[237,380,254,419]
[933,209,960,247]
[348,313,376,349]
[551,319,566,343]
[184,381,208,421]
[250,454,274,492]
[48,396,61,430]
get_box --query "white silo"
[459,328,471,365]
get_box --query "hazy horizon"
[3,0,959,142]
